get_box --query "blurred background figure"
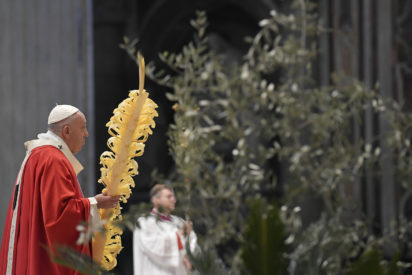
[133,184,197,275]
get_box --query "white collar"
[24,131,84,175]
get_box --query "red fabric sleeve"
[0,182,18,274]
[1,146,91,275]
[38,148,90,251]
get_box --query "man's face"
[64,112,88,154]
[154,188,176,214]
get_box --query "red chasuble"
[0,145,91,275]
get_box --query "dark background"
[93,1,412,274]
[93,1,278,273]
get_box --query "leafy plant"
[121,0,412,273]
[346,249,399,275]
[240,198,287,275]
[48,245,108,275]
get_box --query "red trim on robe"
[176,232,184,251]
[0,146,91,275]
[151,208,172,222]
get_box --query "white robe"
[133,214,197,275]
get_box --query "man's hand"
[94,193,121,209]
[183,255,192,270]
[182,220,193,236]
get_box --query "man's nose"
[84,129,89,138]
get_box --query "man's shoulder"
[137,214,184,226]
[136,215,158,231]
[28,145,69,167]
[170,214,184,223]
[137,214,156,223]
[31,145,65,158]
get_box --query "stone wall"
[0,0,95,237]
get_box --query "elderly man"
[0,105,119,275]
[133,184,198,275]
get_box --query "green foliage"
[287,211,374,275]
[346,249,399,275]
[121,0,412,273]
[186,246,227,275]
[347,249,385,275]
[240,198,287,275]
[49,245,108,275]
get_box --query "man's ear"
[63,125,71,135]
[60,125,71,140]
[152,196,158,206]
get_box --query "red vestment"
[0,145,91,275]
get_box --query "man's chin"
[75,145,85,154]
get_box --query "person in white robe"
[133,184,198,275]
